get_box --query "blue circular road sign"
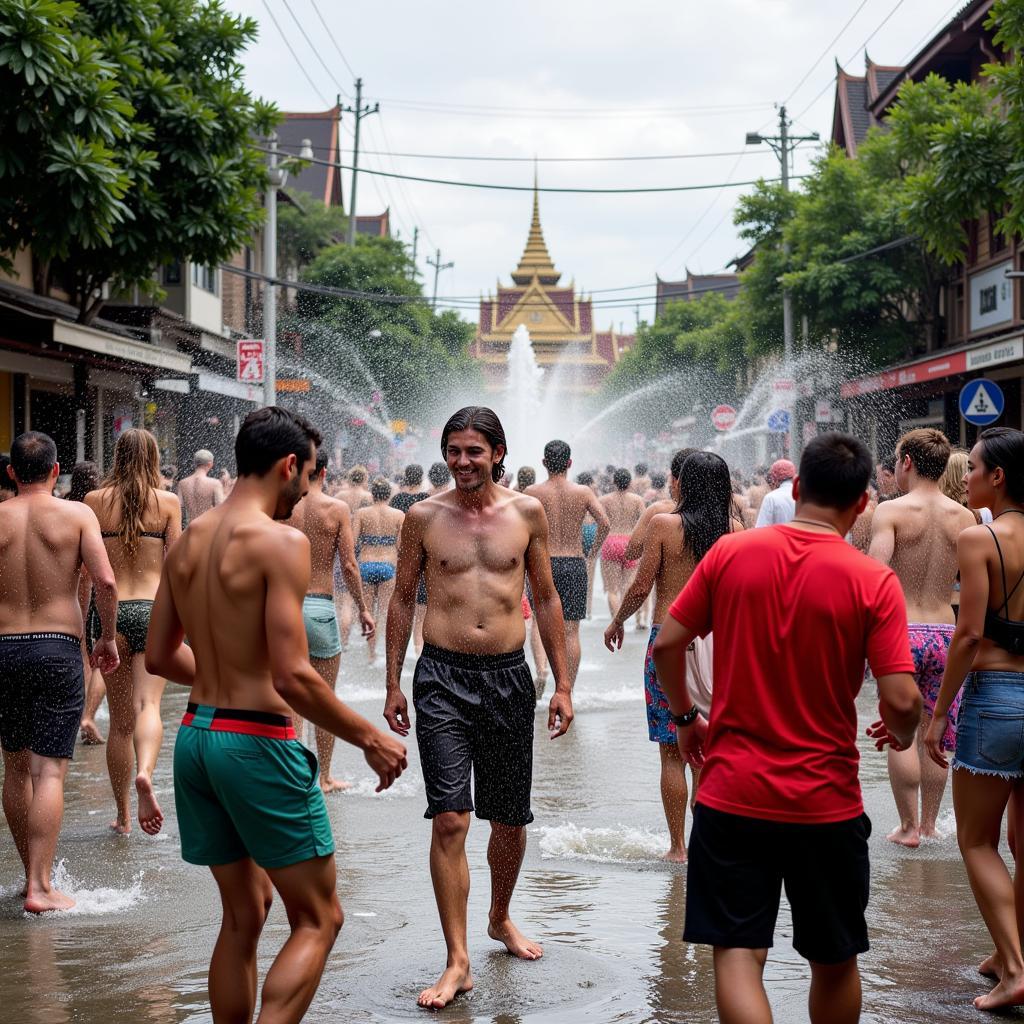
[766,409,791,433]
[959,378,1005,427]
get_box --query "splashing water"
[537,823,669,864]
[17,861,146,916]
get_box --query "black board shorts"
[413,643,535,826]
[550,556,588,622]
[0,633,85,759]
[684,804,872,964]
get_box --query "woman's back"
[356,504,404,563]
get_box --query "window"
[163,262,182,285]
[990,211,1009,254]
[191,263,218,295]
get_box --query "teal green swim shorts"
[302,593,343,659]
[173,703,334,868]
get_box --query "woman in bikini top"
[83,428,182,836]
[354,478,405,665]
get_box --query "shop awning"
[53,320,193,374]
[196,371,261,403]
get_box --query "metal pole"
[346,78,363,246]
[431,248,441,309]
[779,104,794,367]
[411,226,419,273]
[263,135,279,408]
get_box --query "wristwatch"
[671,705,700,727]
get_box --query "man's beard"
[274,477,304,520]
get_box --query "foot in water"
[135,773,164,835]
[662,847,687,864]
[24,888,75,914]
[417,963,473,1009]
[320,775,352,795]
[979,953,1002,979]
[975,974,1024,1010]
[488,917,543,960]
[886,824,920,849]
[80,720,105,745]
[109,818,131,836]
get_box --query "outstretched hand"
[364,731,408,792]
[866,718,915,755]
[383,689,411,737]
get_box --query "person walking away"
[599,469,646,618]
[605,451,736,862]
[85,429,182,835]
[0,432,119,912]
[390,464,429,512]
[924,427,1024,1012]
[577,471,601,619]
[384,406,573,1010]
[632,462,651,497]
[755,459,797,527]
[654,432,920,1024]
[355,478,404,666]
[869,429,974,848]
[515,466,536,492]
[287,446,374,792]
[335,466,373,647]
[526,441,609,695]
[176,449,224,526]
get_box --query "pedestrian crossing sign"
[959,378,1004,426]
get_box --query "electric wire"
[259,0,331,108]
[307,0,357,81]
[278,0,346,100]
[783,0,873,105]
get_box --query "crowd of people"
[0,403,1022,1023]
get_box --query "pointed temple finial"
[512,170,560,286]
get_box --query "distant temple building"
[655,270,740,319]
[474,186,632,393]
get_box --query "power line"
[259,0,331,108]
[784,0,872,105]
[364,99,777,120]
[278,0,345,98]
[253,146,805,193]
[363,97,775,115]
[307,0,356,81]
[899,0,962,63]
[375,111,438,251]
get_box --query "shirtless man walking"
[599,469,646,618]
[869,428,975,847]
[384,406,573,1010]
[525,440,609,691]
[146,407,406,1023]
[0,432,119,913]
[176,449,224,526]
[287,446,375,793]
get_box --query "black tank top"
[983,511,1024,656]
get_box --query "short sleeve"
[668,549,714,637]
[866,571,914,677]
[755,493,774,528]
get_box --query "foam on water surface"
[22,861,145,917]
[537,823,668,864]
[569,686,642,710]
[342,770,422,800]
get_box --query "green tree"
[0,0,276,322]
[294,235,480,419]
[276,190,347,272]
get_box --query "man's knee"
[432,811,470,845]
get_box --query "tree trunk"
[30,254,51,296]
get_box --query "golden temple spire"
[511,171,561,285]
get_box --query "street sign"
[814,400,832,423]
[711,404,737,431]
[959,378,1004,426]
[237,339,264,383]
[767,409,791,433]
[772,378,795,393]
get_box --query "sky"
[226,0,963,330]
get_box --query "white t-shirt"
[755,479,796,527]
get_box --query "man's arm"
[524,502,573,737]
[78,506,119,674]
[145,561,196,685]
[163,492,183,550]
[587,488,611,557]
[873,673,921,751]
[336,503,373,636]
[383,504,426,735]
[867,502,896,565]
[267,529,407,789]
[211,478,225,507]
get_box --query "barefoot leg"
[80,667,107,744]
[23,754,75,913]
[487,821,543,960]
[418,812,474,1008]
[2,749,32,882]
[809,956,861,1024]
[132,655,166,835]
[103,638,134,834]
[918,716,949,837]
[713,946,771,1024]
[659,742,688,863]
[885,744,920,848]
[310,654,349,792]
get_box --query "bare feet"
[320,775,352,795]
[135,773,164,835]
[886,825,920,849]
[417,963,473,1009]
[975,973,1024,1010]
[662,847,687,864]
[24,888,75,914]
[80,720,105,745]
[979,953,1002,979]
[919,824,945,841]
[109,818,131,836]
[488,917,543,960]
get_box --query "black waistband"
[185,702,293,727]
[0,632,79,645]
[306,592,334,602]
[420,642,525,671]
[550,555,586,564]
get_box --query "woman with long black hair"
[85,430,181,835]
[604,450,738,862]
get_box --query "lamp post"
[263,133,314,407]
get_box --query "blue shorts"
[302,594,342,660]
[953,671,1024,780]
[644,625,675,744]
[360,561,396,586]
[582,522,598,557]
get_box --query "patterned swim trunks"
[908,622,959,752]
[644,624,676,744]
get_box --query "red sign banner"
[840,351,967,398]
[237,339,265,384]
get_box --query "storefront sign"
[840,351,968,398]
[970,261,1014,333]
[197,371,260,403]
[154,378,190,394]
[966,334,1023,371]
[237,339,264,383]
[53,320,192,373]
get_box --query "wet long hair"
[940,449,969,506]
[441,406,508,483]
[675,451,733,564]
[67,461,100,502]
[979,427,1024,504]
[102,429,161,556]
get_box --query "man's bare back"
[601,489,646,535]
[177,471,223,525]
[870,492,974,623]
[288,487,356,596]
[525,477,608,557]
[337,482,371,511]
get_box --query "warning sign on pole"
[237,339,265,384]
[958,378,1004,427]
[711,405,737,432]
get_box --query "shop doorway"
[29,387,77,468]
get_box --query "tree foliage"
[276,190,347,273]
[0,0,276,322]
[293,235,481,419]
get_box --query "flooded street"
[0,607,1017,1023]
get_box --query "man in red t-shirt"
[653,432,921,1024]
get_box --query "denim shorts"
[953,671,1024,780]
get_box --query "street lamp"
[263,135,313,407]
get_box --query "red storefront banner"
[840,351,968,398]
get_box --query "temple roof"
[511,178,561,286]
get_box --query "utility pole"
[411,226,419,275]
[427,248,453,310]
[263,134,284,407]
[343,78,379,246]
[745,105,819,365]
